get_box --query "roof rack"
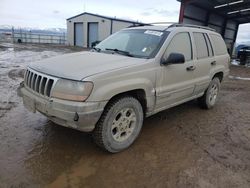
[167,23,216,31]
[127,22,178,29]
[147,22,178,25]
[127,23,152,28]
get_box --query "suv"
[237,46,250,65]
[20,24,230,153]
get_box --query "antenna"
[83,1,86,12]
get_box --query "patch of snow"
[229,76,250,81]
[231,60,240,66]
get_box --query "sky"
[0,0,180,28]
[0,0,249,43]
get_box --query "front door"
[156,32,195,110]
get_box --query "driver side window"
[164,32,192,62]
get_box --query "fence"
[0,28,67,45]
[13,32,66,44]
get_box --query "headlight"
[51,79,93,102]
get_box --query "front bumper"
[20,86,107,132]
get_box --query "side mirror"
[161,53,185,65]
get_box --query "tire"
[92,96,144,153]
[239,55,246,65]
[198,77,220,109]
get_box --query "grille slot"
[35,76,42,92]
[24,69,55,97]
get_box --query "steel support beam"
[233,23,239,43]
[221,19,227,38]
[179,0,193,23]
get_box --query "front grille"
[24,68,55,97]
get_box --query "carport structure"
[177,0,250,55]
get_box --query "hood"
[30,51,146,80]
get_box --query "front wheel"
[198,77,221,109]
[93,96,144,153]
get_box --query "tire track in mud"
[174,83,250,185]
[0,44,70,119]
[1,44,250,187]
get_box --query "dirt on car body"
[0,43,250,188]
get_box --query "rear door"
[192,32,215,95]
[156,32,196,109]
[209,34,230,75]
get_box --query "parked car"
[20,24,230,153]
[91,40,101,48]
[237,46,250,65]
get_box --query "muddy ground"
[0,43,250,188]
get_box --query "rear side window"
[193,32,209,59]
[165,32,192,61]
[204,34,214,57]
[210,34,227,55]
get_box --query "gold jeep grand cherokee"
[20,24,230,153]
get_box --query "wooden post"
[11,27,14,43]
[63,32,65,44]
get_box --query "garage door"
[88,23,98,48]
[74,23,84,47]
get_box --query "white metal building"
[66,12,141,47]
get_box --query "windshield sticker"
[144,30,163,37]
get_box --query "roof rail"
[167,23,216,31]
[127,22,178,29]
[147,22,178,25]
[127,23,152,28]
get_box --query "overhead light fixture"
[240,8,250,12]
[215,4,228,8]
[227,7,250,14]
[229,0,244,5]
[228,10,240,14]
[215,0,244,9]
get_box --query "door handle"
[211,61,216,66]
[186,66,196,71]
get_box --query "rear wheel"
[93,96,144,153]
[198,77,220,109]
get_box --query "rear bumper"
[20,86,107,132]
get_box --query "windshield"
[95,29,169,58]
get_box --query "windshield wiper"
[105,48,134,57]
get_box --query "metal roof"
[67,12,141,24]
[177,0,250,24]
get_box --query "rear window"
[204,34,214,57]
[210,34,227,55]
